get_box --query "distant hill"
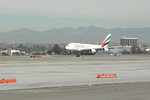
[0,26,150,44]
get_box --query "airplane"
[65,34,111,57]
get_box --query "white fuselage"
[65,34,111,54]
[65,43,102,51]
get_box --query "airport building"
[120,37,138,46]
[0,48,25,56]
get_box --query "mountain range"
[0,26,150,44]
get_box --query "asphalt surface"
[1,82,150,100]
[0,55,150,100]
[1,55,150,90]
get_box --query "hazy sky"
[0,0,150,32]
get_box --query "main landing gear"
[76,54,80,57]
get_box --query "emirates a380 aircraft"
[65,34,111,56]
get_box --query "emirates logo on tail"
[101,34,111,48]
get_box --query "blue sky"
[0,0,150,32]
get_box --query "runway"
[0,55,150,90]
[1,82,150,100]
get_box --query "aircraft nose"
[65,46,69,49]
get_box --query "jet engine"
[90,49,96,53]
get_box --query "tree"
[47,49,52,55]
[131,45,142,54]
[18,44,23,49]
[52,44,61,55]
[60,47,68,55]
